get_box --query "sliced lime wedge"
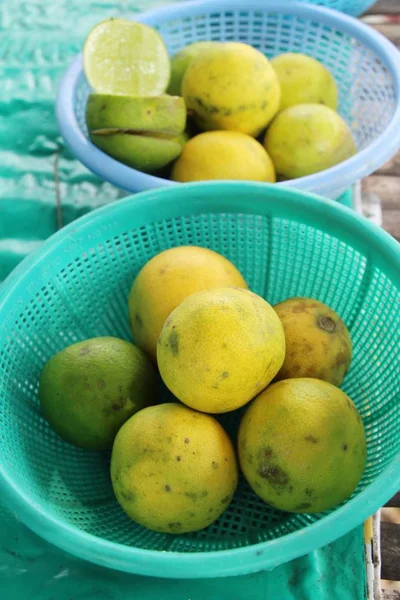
[83,18,170,96]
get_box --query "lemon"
[39,337,157,450]
[86,94,186,133]
[83,19,170,96]
[111,403,238,533]
[171,131,276,183]
[274,297,352,386]
[264,103,356,179]
[238,378,367,513]
[271,53,338,111]
[182,42,281,136]
[128,246,247,362]
[167,41,218,96]
[157,287,285,413]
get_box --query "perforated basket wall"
[59,0,400,200]
[0,182,399,578]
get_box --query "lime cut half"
[83,18,170,96]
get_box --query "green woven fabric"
[1,502,366,598]
[0,0,177,282]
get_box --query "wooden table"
[362,3,400,597]
[363,0,400,242]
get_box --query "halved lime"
[86,94,186,134]
[83,18,170,96]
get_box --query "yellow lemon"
[238,378,367,513]
[274,297,352,386]
[182,42,281,136]
[157,287,285,413]
[128,246,247,362]
[111,403,238,533]
[271,53,338,111]
[264,103,356,179]
[171,131,276,183]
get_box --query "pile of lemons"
[39,246,366,534]
[84,19,356,183]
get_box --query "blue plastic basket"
[0,181,399,578]
[56,0,400,200]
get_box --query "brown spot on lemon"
[79,346,91,356]
[263,447,273,459]
[120,489,135,502]
[258,464,289,488]
[295,502,312,511]
[184,491,198,501]
[304,435,318,444]
[317,315,336,333]
[336,351,348,367]
[168,331,179,355]
[168,522,183,532]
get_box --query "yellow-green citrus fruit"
[171,131,276,183]
[157,287,285,413]
[274,297,352,386]
[271,53,338,111]
[238,378,367,513]
[264,103,356,179]
[167,41,219,96]
[39,337,157,450]
[182,42,281,136]
[111,403,238,533]
[128,246,247,362]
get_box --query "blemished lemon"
[111,403,238,533]
[238,378,367,513]
[157,287,285,413]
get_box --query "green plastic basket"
[0,182,399,579]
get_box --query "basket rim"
[56,0,400,197]
[0,181,399,578]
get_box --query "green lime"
[83,18,170,96]
[39,337,158,450]
[86,93,186,134]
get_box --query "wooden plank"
[381,522,400,581]
[362,175,400,240]
[363,175,400,209]
[376,153,400,178]
[386,492,400,508]
[365,22,400,46]
[367,0,400,14]
[383,591,400,600]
